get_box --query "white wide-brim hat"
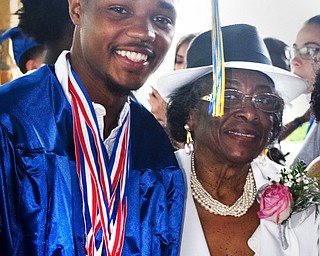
[158,24,308,104]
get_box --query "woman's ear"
[69,0,82,25]
[186,112,195,131]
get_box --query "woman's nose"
[235,99,260,122]
[290,53,303,68]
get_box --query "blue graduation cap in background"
[0,26,40,67]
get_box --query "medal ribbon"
[58,52,129,255]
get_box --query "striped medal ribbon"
[62,53,130,255]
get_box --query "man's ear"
[69,0,82,25]
[25,59,38,72]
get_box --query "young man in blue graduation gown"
[0,0,184,255]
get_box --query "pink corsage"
[258,160,320,224]
[257,160,320,249]
[257,182,293,224]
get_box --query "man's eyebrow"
[159,1,176,13]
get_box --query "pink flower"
[257,182,293,224]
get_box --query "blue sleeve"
[0,121,86,256]
[0,122,18,255]
[123,167,185,256]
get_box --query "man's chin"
[103,75,140,97]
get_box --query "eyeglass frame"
[201,88,284,113]
[285,45,320,60]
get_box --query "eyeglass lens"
[224,89,284,112]
[285,46,320,60]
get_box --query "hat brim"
[157,61,308,104]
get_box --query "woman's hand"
[148,86,168,127]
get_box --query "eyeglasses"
[285,46,320,60]
[201,89,284,113]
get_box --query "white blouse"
[176,149,320,256]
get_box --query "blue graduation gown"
[0,65,185,255]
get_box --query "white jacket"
[176,149,320,256]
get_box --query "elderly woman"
[158,24,319,255]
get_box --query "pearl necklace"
[190,152,256,217]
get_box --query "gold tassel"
[184,124,194,154]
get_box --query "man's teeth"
[229,131,255,138]
[116,50,148,62]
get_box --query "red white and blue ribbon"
[209,0,225,117]
[57,52,130,255]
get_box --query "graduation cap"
[158,24,308,106]
[0,26,40,67]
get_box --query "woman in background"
[148,33,198,128]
